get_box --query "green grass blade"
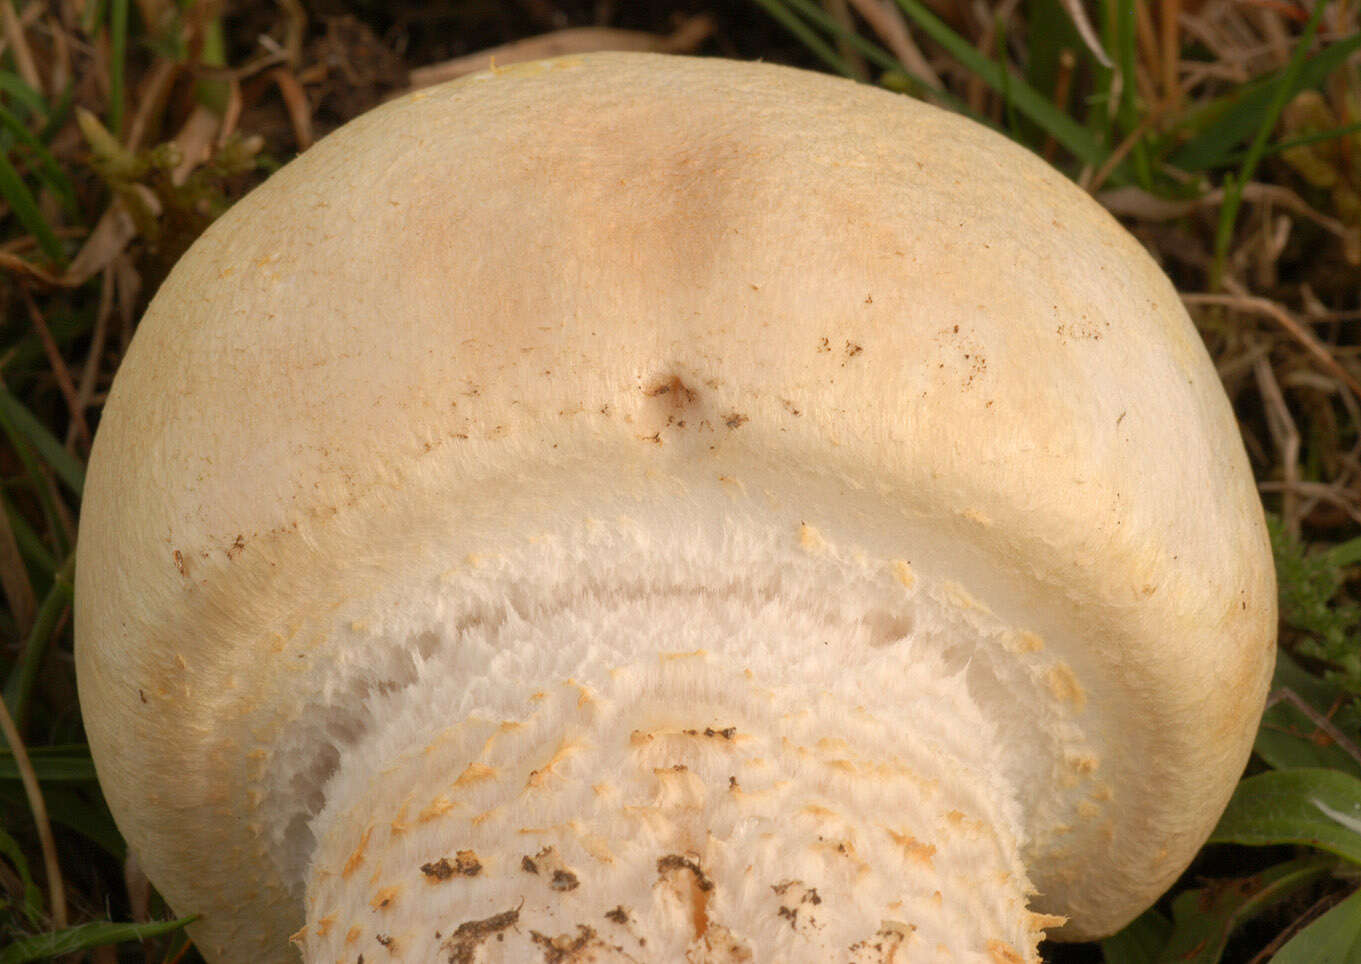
[1024,0,1082,103]
[0,468,69,569]
[890,0,1105,166]
[993,12,1020,137]
[81,0,108,36]
[0,387,80,561]
[0,72,48,119]
[1170,33,1361,172]
[1212,0,1331,282]
[0,490,57,575]
[0,105,77,214]
[763,0,900,74]
[194,14,231,114]
[0,744,98,783]
[0,824,44,926]
[0,450,67,562]
[762,0,972,112]
[0,387,87,497]
[1086,0,1118,146]
[0,148,64,262]
[0,783,127,858]
[0,917,197,964]
[751,0,859,78]
[1219,120,1361,166]
[2,556,75,727]
[39,82,74,145]
[1109,0,1152,187]
[1228,0,1331,185]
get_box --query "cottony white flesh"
[285,492,1070,963]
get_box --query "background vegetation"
[0,1,1358,961]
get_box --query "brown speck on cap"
[550,869,580,892]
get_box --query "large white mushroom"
[75,53,1275,963]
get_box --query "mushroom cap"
[74,52,1275,959]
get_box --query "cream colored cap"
[75,52,1275,959]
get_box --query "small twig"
[269,67,313,151]
[1160,0,1183,113]
[277,0,306,67]
[1265,687,1361,769]
[1101,182,1361,255]
[1,0,44,95]
[1055,0,1112,67]
[1215,337,1274,385]
[169,104,222,185]
[114,253,140,351]
[1247,887,1349,964]
[1086,103,1166,193]
[966,0,993,114]
[199,45,287,85]
[1258,480,1361,527]
[0,695,67,930]
[1134,0,1161,90]
[1253,353,1302,536]
[964,0,1023,118]
[60,192,145,288]
[1238,0,1311,27]
[66,267,115,452]
[1183,291,1361,401]
[824,0,870,80]
[1211,0,1330,286]
[219,76,243,143]
[22,289,91,451]
[48,12,71,95]
[0,497,36,637]
[1177,59,1252,91]
[133,0,171,31]
[123,849,150,923]
[1301,308,1361,321]
[845,0,942,89]
[1179,4,1269,72]
[48,475,76,547]
[0,251,65,286]
[1,228,89,258]
[405,17,715,91]
[164,934,198,964]
[124,58,179,153]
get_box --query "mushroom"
[75,53,1275,963]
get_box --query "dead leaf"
[405,16,714,91]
